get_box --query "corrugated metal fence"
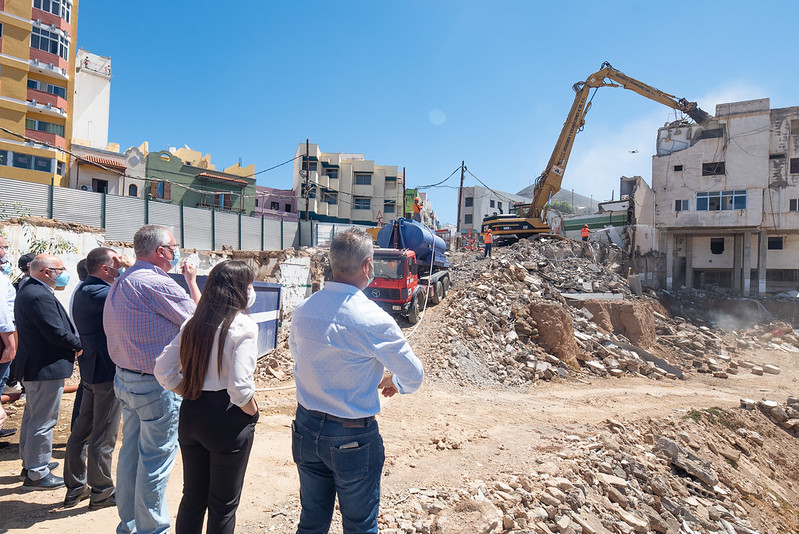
[0,177,376,250]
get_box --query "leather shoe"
[63,486,91,508]
[89,493,116,510]
[23,472,65,490]
[20,461,59,479]
[0,427,17,438]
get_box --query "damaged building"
[652,98,799,296]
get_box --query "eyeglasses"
[0,245,8,251]
[45,267,66,274]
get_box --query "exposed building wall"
[652,98,799,295]
[73,50,110,149]
[255,185,298,221]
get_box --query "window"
[702,162,725,176]
[710,238,725,255]
[270,201,279,210]
[31,27,70,60]
[464,197,473,207]
[353,197,370,210]
[25,118,65,137]
[301,183,316,199]
[46,83,67,99]
[56,160,64,175]
[0,23,3,38]
[33,156,52,172]
[92,179,108,194]
[254,199,259,207]
[698,128,724,140]
[149,180,171,201]
[384,201,395,213]
[215,193,233,209]
[791,158,799,174]
[128,184,138,196]
[770,154,785,160]
[498,202,503,212]
[490,200,495,208]
[0,151,7,166]
[791,199,799,212]
[675,199,688,212]
[285,204,291,212]
[464,214,473,224]
[301,157,317,172]
[33,0,72,22]
[157,182,165,199]
[323,191,337,205]
[12,153,31,169]
[326,168,338,180]
[673,165,683,172]
[355,173,372,185]
[28,80,41,91]
[696,190,746,211]
[768,237,784,250]
[385,175,397,182]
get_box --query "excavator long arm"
[527,61,712,221]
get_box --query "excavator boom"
[483,62,712,241]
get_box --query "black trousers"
[64,380,122,501]
[176,390,258,534]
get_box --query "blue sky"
[76,1,797,224]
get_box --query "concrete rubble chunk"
[653,437,718,487]
[431,499,503,534]
[739,398,755,410]
[751,366,764,376]
[763,364,780,375]
[616,508,650,533]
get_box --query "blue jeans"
[114,368,181,534]
[0,360,11,390]
[292,404,385,534]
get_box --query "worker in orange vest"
[581,224,590,241]
[412,197,423,223]
[483,228,493,258]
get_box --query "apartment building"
[457,185,530,233]
[146,147,256,214]
[653,98,799,295]
[0,0,78,185]
[292,142,404,225]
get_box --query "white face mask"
[247,287,257,309]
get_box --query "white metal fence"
[0,176,361,250]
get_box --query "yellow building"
[0,0,78,186]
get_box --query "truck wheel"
[407,294,420,324]
[431,281,444,305]
[442,276,450,296]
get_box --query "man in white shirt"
[0,234,17,445]
[289,228,424,533]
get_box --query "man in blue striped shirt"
[290,228,424,534]
[104,225,200,534]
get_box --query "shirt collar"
[132,259,169,277]
[30,276,55,293]
[324,281,362,294]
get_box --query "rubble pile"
[373,404,799,534]
[742,396,799,438]
[253,237,798,389]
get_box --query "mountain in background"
[515,184,599,215]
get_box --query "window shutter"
[224,194,232,209]
[149,181,158,199]
[164,182,172,201]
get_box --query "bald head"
[30,254,65,288]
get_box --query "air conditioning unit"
[80,185,93,192]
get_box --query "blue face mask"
[0,262,11,275]
[117,267,126,277]
[169,248,181,270]
[366,261,375,286]
[55,270,70,288]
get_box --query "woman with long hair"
[155,260,259,534]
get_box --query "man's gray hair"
[329,228,373,277]
[134,225,173,257]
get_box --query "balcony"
[28,56,69,81]
[25,129,64,149]
[26,94,67,119]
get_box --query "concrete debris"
[370,406,798,534]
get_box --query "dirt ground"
[1,293,798,533]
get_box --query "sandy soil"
[1,302,798,533]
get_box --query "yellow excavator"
[481,61,712,241]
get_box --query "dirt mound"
[525,302,580,369]
[578,300,656,348]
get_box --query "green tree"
[549,200,575,214]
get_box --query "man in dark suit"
[15,254,82,489]
[63,247,128,508]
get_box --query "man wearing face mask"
[14,254,82,489]
[63,247,131,509]
[104,225,200,534]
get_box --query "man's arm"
[33,293,82,352]
[0,331,15,363]
[371,320,424,395]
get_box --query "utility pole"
[304,138,310,221]
[456,161,465,235]
[402,166,406,218]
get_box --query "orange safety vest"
[484,232,493,244]
[413,200,422,213]
[581,226,589,238]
